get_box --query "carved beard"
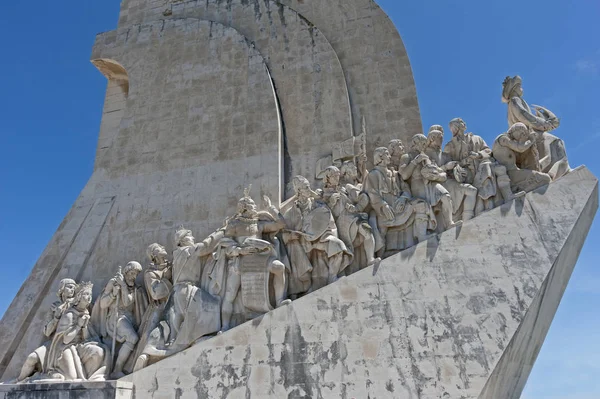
[296,197,313,216]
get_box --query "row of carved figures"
[9,75,571,383]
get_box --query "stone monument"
[0,1,596,398]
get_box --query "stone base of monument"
[0,381,132,399]
[121,166,597,399]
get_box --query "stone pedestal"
[0,381,132,399]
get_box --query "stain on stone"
[175,387,183,399]
[385,379,395,392]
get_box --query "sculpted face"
[154,245,168,263]
[240,199,258,218]
[411,135,428,153]
[374,148,391,166]
[388,140,405,157]
[449,119,466,137]
[79,290,92,308]
[325,167,341,186]
[63,283,76,299]
[125,269,139,286]
[428,131,444,149]
[180,232,195,247]
[342,162,358,181]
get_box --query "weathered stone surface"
[116,0,422,168]
[121,166,597,398]
[0,19,281,380]
[0,381,133,399]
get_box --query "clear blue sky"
[0,1,598,397]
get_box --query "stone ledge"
[0,381,132,399]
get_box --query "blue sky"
[0,0,598,396]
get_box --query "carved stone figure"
[502,75,570,180]
[91,262,148,378]
[16,279,77,382]
[425,127,477,221]
[132,244,173,372]
[388,139,406,172]
[400,134,461,231]
[321,166,379,274]
[492,122,552,192]
[364,148,436,256]
[43,282,110,382]
[220,191,290,331]
[281,176,352,292]
[166,227,222,345]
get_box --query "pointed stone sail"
[121,166,597,398]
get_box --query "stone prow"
[121,167,598,398]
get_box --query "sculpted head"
[237,187,258,219]
[292,175,316,200]
[373,147,391,167]
[502,75,523,102]
[411,134,428,153]
[388,139,405,158]
[175,226,195,248]
[449,118,467,137]
[508,122,530,143]
[73,282,93,310]
[57,278,77,302]
[147,243,168,266]
[429,125,444,134]
[323,166,341,188]
[427,130,444,150]
[123,261,143,286]
[340,161,358,182]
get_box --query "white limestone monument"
[0,0,597,398]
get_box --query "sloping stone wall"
[122,167,598,398]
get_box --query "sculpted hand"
[263,195,273,209]
[78,315,90,328]
[381,204,395,221]
[345,203,358,213]
[414,154,429,164]
[523,140,533,149]
[444,161,458,170]
[112,283,120,296]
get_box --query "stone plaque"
[240,252,274,314]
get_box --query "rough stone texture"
[116,0,422,168]
[122,167,598,399]
[0,19,281,380]
[0,381,133,399]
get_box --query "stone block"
[0,381,133,399]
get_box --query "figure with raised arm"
[220,189,290,331]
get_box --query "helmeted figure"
[16,279,77,382]
[399,134,461,231]
[426,126,478,221]
[91,262,147,378]
[220,190,290,331]
[321,166,379,275]
[43,282,111,382]
[502,75,570,180]
[364,147,436,256]
[492,122,552,192]
[281,176,353,292]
